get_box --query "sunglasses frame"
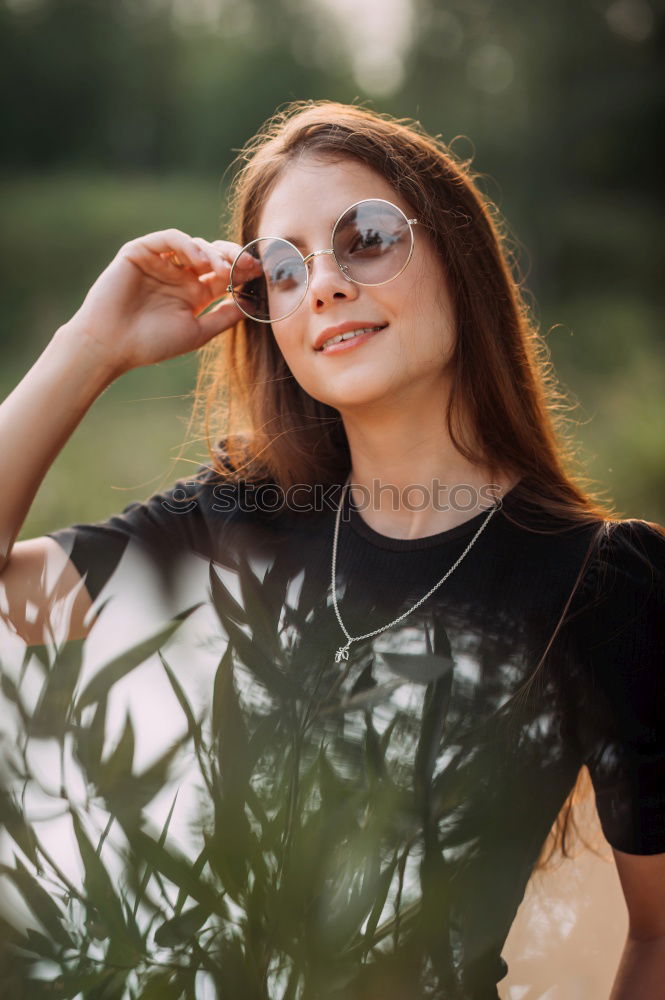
[226,198,419,324]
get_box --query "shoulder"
[570,518,665,855]
[564,517,665,676]
[585,517,665,597]
[170,437,272,504]
[557,515,665,669]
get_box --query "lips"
[313,322,388,352]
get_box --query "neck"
[339,404,516,540]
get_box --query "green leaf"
[261,555,297,632]
[23,927,59,959]
[132,829,227,917]
[30,639,84,738]
[114,734,189,823]
[216,614,294,700]
[235,552,286,653]
[0,860,73,949]
[132,788,178,918]
[76,603,204,710]
[136,969,185,1000]
[414,672,453,806]
[204,812,251,906]
[213,647,250,786]
[159,653,202,747]
[317,744,354,812]
[0,671,29,726]
[153,901,209,947]
[84,969,130,1000]
[73,696,108,783]
[22,642,51,674]
[71,812,143,954]
[0,912,28,949]
[361,851,401,954]
[213,933,258,996]
[30,969,118,999]
[172,968,197,996]
[364,711,386,781]
[379,714,400,754]
[321,679,402,716]
[379,651,453,685]
[96,713,135,801]
[172,841,208,917]
[0,789,39,865]
[208,563,247,627]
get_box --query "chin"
[314,387,397,412]
[294,367,403,411]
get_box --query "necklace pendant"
[335,643,350,664]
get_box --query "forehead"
[256,154,410,239]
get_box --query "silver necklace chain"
[331,479,502,664]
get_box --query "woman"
[1,102,663,998]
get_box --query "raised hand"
[63,229,259,377]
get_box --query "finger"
[195,298,247,344]
[210,240,262,278]
[121,246,204,286]
[198,270,231,297]
[225,250,264,284]
[122,248,203,291]
[191,237,232,281]
[125,229,215,277]
[210,239,244,260]
[196,272,234,311]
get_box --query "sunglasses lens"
[230,238,307,323]
[333,200,413,285]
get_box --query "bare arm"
[0,323,119,569]
[609,849,665,999]
[0,228,247,643]
[0,331,120,643]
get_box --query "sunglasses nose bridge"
[302,247,353,286]
[302,247,335,268]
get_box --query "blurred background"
[0,1,663,995]
[1,0,663,536]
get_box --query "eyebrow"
[254,231,306,252]
[281,235,308,252]
[257,215,342,251]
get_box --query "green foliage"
[0,556,474,999]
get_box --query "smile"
[318,325,388,352]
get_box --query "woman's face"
[255,155,456,413]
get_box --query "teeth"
[321,326,383,349]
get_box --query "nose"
[305,249,359,313]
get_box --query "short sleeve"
[46,463,226,603]
[570,519,665,855]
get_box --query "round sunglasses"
[226,198,419,324]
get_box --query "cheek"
[401,269,456,363]
[270,317,299,356]
[270,323,311,378]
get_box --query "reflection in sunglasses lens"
[231,238,307,323]
[334,203,411,286]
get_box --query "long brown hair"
[195,100,606,516]
[189,100,659,867]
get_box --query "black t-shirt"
[46,465,665,999]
